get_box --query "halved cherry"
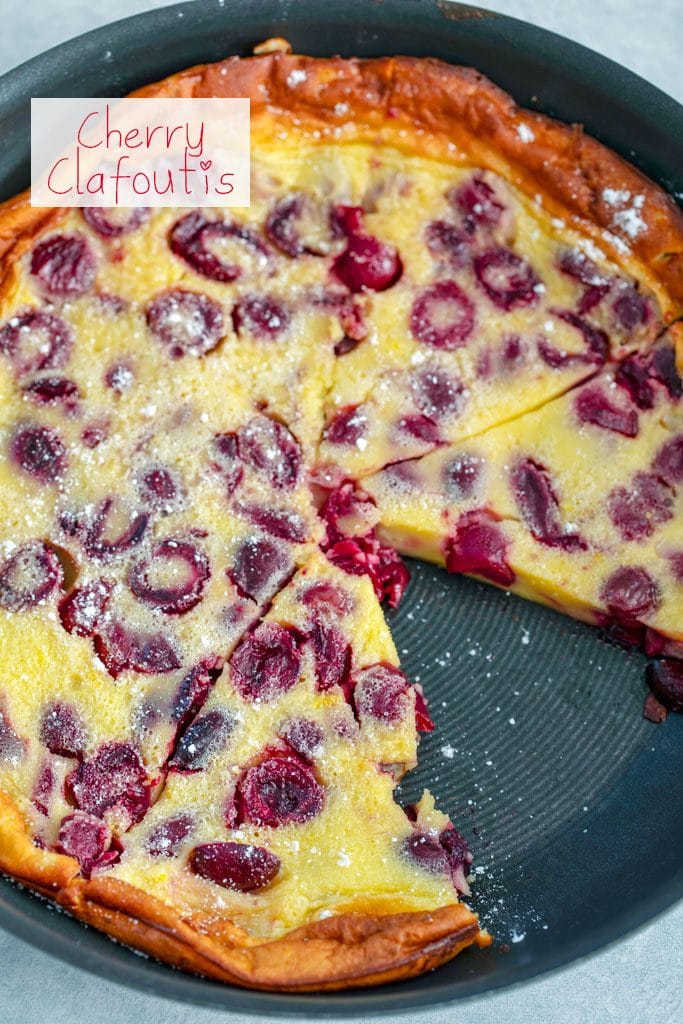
[33,759,56,816]
[325,536,410,609]
[301,581,353,617]
[319,482,379,546]
[30,235,96,297]
[104,360,135,394]
[169,709,232,772]
[170,212,269,282]
[230,623,301,702]
[439,824,473,894]
[236,503,308,543]
[10,424,67,482]
[333,233,403,293]
[129,538,210,615]
[94,622,180,678]
[474,247,540,310]
[146,814,195,858]
[647,660,683,713]
[235,751,323,826]
[403,832,449,874]
[414,686,434,732]
[82,207,150,238]
[354,662,411,724]
[308,618,352,694]
[266,193,333,257]
[280,718,324,760]
[323,404,368,446]
[608,473,674,541]
[0,706,27,763]
[137,464,182,513]
[600,566,661,624]
[450,174,505,233]
[411,367,465,420]
[82,496,148,560]
[511,458,586,550]
[425,220,472,270]
[238,415,302,489]
[22,376,81,412]
[575,386,638,437]
[189,841,280,891]
[228,536,291,603]
[146,288,224,359]
[57,811,115,876]
[551,310,609,364]
[653,434,683,486]
[446,509,514,586]
[442,452,483,501]
[410,281,475,350]
[211,432,243,495]
[65,742,150,828]
[0,310,72,377]
[40,701,86,758]
[613,284,649,331]
[0,541,63,611]
[232,294,291,339]
[59,578,112,637]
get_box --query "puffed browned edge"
[0,792,488,991]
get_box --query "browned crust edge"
[0,791,488,991]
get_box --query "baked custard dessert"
[0,41,681,991]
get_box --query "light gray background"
[0,2,681,1022]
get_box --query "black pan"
[0,0,681,1016]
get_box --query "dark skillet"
[0,1,681,1016]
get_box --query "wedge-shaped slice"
[99,552,487,987]
[365,336,682,656]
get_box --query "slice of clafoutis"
[317,156,673,480]
[107,551,485,956]
[365,334,682,658]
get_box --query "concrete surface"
[0,2,680,1022]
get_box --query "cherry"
[83,497,148,560]
[169,212,269,282]
[411,367,465,420]
[647,660,683,712]
[301,581,353,617]
[450,175,505,233]
[235,751,323,826]
[33,759,55,816]
[608,473,674,541]
[81,422,108,450]
[354,663,411,724]
[136,465,182,512]
[333,234,402,293]
[0,310,72,377]
[212,432,243,495]
[446,509,514,585]
[30,235,96,297]
[325,536,410,608]
[308,618,352,694]
[614,354,656,409]
[280,718,324,760]
[59,579,112,636]
[474,247,540,310]
[22,376,80,412]
[394,414,441,444]
[82,207,149,238]
[170,656,221,733]
[104,360,135,394]
[442,453,482,500]
[146,288,224,359]
[319,482,378,546]
[439,824,473,894]
[323,404,368,446]
[0,541,62,611]
[551,310,609,363]
[230,623,301,702]
[403,832,448,874]
[40,701,86,758]
[238,415,302,490]
[232,294,291,339]
[147,814,194,858]
[228,536,290,602]
[94,622,180,678]
[600,566,661,624]
[425,220,472,269]
[266,193,332,257]
[0,706,26,763]
[575,386,638,437]
[501,334,526,365]
[129,538,210,615]
[169,710,232,772]
[650,344,682,400]
[557,248,609,288]
[511,458,586,550]
[414,686,434,732]
[10,424,66,482]
[653,434,683,486]
[613,285,649,331]
[57,811,114,876]
[66,742,150,828]
[189,841,280,891]
[410,281,475,350]
[236,503,307,543]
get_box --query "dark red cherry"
[189,841,280,891]
[403,832,449,874]
[83,497,148,560]
[30,235,96,297]
[81,422,108,450]
[65,742,150,828]
[410,281,475,350]
[169,710,232,772]
[301,581,353,616]
[266,194,332,257]
[511,458,586,550]
[331,205,365,237]
[308,618,352,694]
[0,541,62,611]
[442,453,482,501]
[238,415,302,489]
[653,435,683,486]
[235,752,323,826]
[59,579,112,636]
[40,701,86,758]
[608,473,674,541]
[319,482,377,546]
[33,759,56,816]
[647,660,683,713]
[228,536,290,603]
[451,175,504,233]
[146,288,223,359]
[94,622,180,678]
[394,414,441,444]
[232,294,290,339]
[230,623,301,702]
[551,310,609,363]
[600,566,661,624]
[147,814,194,858]
[137,464,181,512]
[57,811,114,876]
[169,656,221,733]
[82,207,149,238]
[22,376,80,412]
[170,212,269,282]
[236,503,307,543]
[280,718,324,760]
[0,310,72,377]
[333,234,402,293]
[650,344,682,400]
[354,663,411,724]
[411,367,464,420]
[414,686,434,732]
[440,824,473,894]
[212,432,243,495]
[425,220,472,270]
[446,509,514,586]
[557,248,609,288]
[104,360,135,394]
[10,424,66,482]
[323,404,368,446]
[575,386,638,437]
[325,536,410,609]
[474,247,540,310]
[0,706,27,763]
[129,538,210,615]
[614,354,656,410]
[613,285,649,331]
